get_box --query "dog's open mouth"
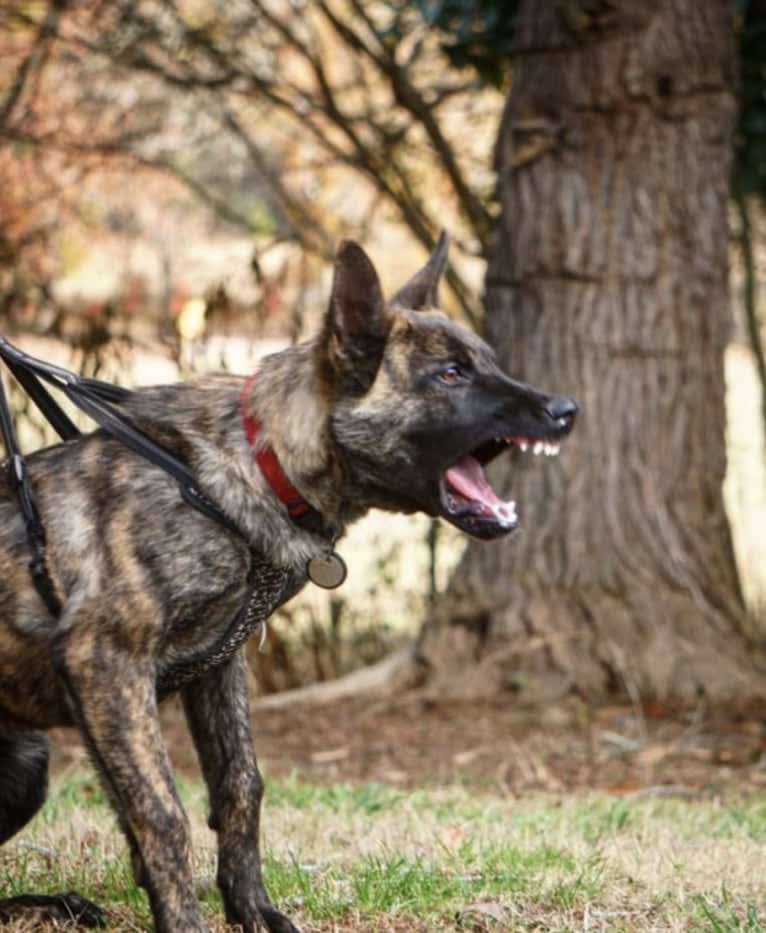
[439,435,562,539]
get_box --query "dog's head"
[317,233,577,540]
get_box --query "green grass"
[1,772,765,931]
[692,895,764,932]
[262,843,600,920]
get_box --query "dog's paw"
[0,891,106,927]
[259,904,302,933]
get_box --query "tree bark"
[419,0,762,704]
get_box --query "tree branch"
[318,0,492,249]
[0,0,63,128]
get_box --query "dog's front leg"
[55,634,207,933]
[182,649,300,933]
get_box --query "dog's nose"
[544,396,578,432]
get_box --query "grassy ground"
[1,770,764,932]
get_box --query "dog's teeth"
[519,440,529,452]
[551,443,560,456]
[533,442,544,455]
[493,499,517,524]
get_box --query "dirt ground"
[49,692,766,797]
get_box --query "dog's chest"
[156,560,305,695]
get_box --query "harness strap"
[58,379,242,536]
[0,336,247,616]
[0,336,241,538]
[0,370,62,616]
[3,355,79,441]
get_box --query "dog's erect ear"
[320,240,390,392]
[390,230,449,310]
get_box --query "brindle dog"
[0,234,576,932]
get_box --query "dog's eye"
[437,364,464,386]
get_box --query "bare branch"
[219,109,334,256]
[318,0,492,249]
[0,1,63,127]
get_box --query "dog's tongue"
[445,455,503,510]
[445,455,518,525]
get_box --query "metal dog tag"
[307,552,347,589]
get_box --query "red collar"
[240,373,312,522]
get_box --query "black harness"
[158,561,300,695]
[0,337,297,654]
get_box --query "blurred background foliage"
[414,0,519,86]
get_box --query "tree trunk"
[419,0,762,704]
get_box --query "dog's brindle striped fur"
[0,236,576,931]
